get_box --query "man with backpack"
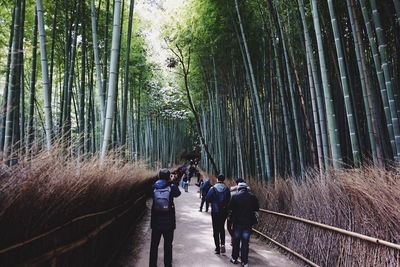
[150,169,181,267]
[205,174,231,255]
[228,182,259,267]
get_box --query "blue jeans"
[232,228,251,264]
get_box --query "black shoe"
[215,248,220,254]
[199,209,202,212]
[230,257,239,264]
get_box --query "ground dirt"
[120,183,299,267]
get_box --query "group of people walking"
[149,167,259,267]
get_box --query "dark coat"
[150,179,181,230]
[228,189,259,229]
[205,182,231,214]
[200,180,211,197]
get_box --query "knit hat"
[235,178,245,185]
[159,168,171,180]
[237,182,247,190]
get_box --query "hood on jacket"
[154,179,169,189]
[214,182,226,192]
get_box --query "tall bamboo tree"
[358,0,397,158]
[28,8,38,152]
[234,0,271,179]
[37,0,53,149]
[121,0,135,148]
[297,0,329,169]
[327,0,360,166]
[3,0,22,161]
[101,0,123,161]
[311,0,343,168]
[368,0,400,159]
[346,0,381,164]
[91,0,106,130]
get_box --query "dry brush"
[0,148,156,266]
[249,167,400,266]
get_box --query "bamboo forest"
[0,0,400,266]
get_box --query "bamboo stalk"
[37,0,53,149]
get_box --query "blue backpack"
[214,187,228,211]
[153,187,171,211]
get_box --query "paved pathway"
[133,184,298,267]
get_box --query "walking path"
[133,184,298,267]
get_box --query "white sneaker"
[242,263,248,267]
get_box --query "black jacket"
[200,180,211,197]
[228,189,259,229]
[150,179,181,230]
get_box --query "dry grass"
[247,167,400,266]
[0,147,156,266]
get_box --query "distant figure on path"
[205,174,231,255]
[228,182,259,267]
[199,176,211,212]
[149,169,181,267]
[182,175,189,192]
[187,162,197,184]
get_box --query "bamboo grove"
[0,0,192,167]
[167,0,400,181]
[2,0,400,182]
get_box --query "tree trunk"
[3,0,22,161]
[358,0,397,158]
[393,0,400,25]
[0,5,16,153]
[91,0,106,130]
[368,0,400,160]
[37,0,53,150]
[311,0,343,168]
[28,8,38,153]
[79,0,86,155]
[346,0,382,164]
[235,0,271,180]
[121,0,135,149]
[101,0,122,161]
[297,0,329,170]
[327,0,360,166]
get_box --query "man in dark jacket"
[199,178,211,212]
[205,174,231,255]
[150,169,181,267]
[228,182,259,267]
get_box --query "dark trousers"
[227,218,234,243]
[149,228,174,267]
[211,212,227,249]
[199,196,209,211]
[231,228,251,264]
